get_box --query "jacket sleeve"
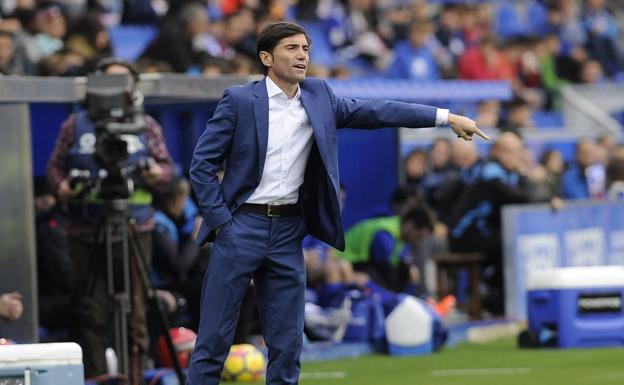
[189,88,237,234]
[322,80,438,129]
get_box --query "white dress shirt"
[246,76,449,205]
[246,76,314,204]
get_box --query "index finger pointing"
[474,126,490,140]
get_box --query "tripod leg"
[107,221,131,382]
[127,223,186,385]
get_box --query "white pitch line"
[432,367,531,377]
[300,371,348,380]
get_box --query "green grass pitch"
[240,338,624,385]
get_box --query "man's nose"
[296,48,308,59]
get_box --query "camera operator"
[47,58,174,383]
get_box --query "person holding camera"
[47,59,174,384]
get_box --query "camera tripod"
[85,199,185,384]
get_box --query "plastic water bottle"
[105,347,118,377]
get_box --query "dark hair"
[153,177,191,211]
[256,22,310,75]
[607,157,624,186]
[390,185,420,210]
[539,148,559,166]
[403,148,427,163]
[401,205,435,232]
[95,57,140,83]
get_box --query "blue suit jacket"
[190,77,438,250]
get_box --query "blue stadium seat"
[495,2,530,38]
[532,110,564,129]
[108,24,157,61]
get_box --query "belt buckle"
[266,204,281,217]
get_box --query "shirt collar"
[265,76,300,101]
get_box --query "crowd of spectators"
[400,131,624,314]
[0,0,622,114]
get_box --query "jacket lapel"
[252,79,269,177]
[300,87,328,165]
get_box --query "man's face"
[0,36,14,68]
[577,141,595,168]
[262,33,309,85]
[430,140,451,169]
[494,134,524,171]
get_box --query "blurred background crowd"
[0,0,622,102]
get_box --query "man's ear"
[259,51,272,68]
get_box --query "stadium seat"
[431,252,483,320]
[108,24,157,61]
[532,110,564,129]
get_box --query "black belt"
[238,203,299,217]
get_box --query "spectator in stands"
[152,177,207,330]
[54,0,87,21]
[32,2,66,58]
[201,55,230,76]
[437,141,483,226]
[0,30,17,74]
[448,132,530,314]
[220,8,258,61]
[337,206,435,296]
[459,4,491,48]
[499,98,535,137]
[63,13,112,74]
[47,59,174,382]
[403,148,427,195]
[613,145,624,162]
[597,133,617,156]
[422,138,458,223]
[0,7,39,75]
[459,34,515,81]
[37,48,85,76]
[0,292,23,321]
[121,0,162,24]
[530,148,564,201]
[582,0,622,77]
[579,58,605,83]
[140,2,210,73]
[475,100,501,129]
[332,0,390,70]
[606,156,624,200]
[562,138,603,199]
[386,21,441,80]
[536,34,569,109]
[434,4,465,75]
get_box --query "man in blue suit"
[187,22,488,385]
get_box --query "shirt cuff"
[435,108,449,126]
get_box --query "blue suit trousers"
[187,211,307,385]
